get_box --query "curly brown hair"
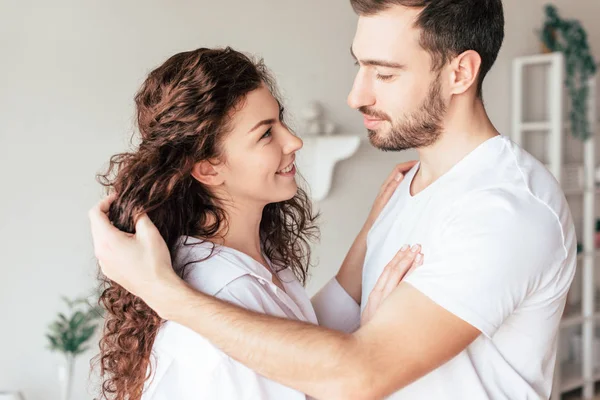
[93,47,318,400]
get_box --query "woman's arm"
[311,162,417,332]
[334,161,417,303]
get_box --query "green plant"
[46,295,104,356]
[46,294,104,400]
[540,4,597,141]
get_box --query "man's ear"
[191,159,225,186]
[448,50,482,95]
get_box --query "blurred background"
[1,0,600,399]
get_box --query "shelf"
[561,314,586,328]
[564,189,598,196]
[560,313,600,328]
[561,362,584,392]
[520,121,552,131]
[561,362,600,393]
[576,249,600,262]
[514,52,563,67]
[513,53,598,400]
[517,120,600,133]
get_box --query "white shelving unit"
[512,52,598,399]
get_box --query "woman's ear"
[191,159,225,186]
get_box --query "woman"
[95,47,421,400]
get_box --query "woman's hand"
[361,244,423,325]
[363,161,418,233]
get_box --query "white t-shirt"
[142,236,359,400]
[362,135,576,399]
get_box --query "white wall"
[1,1,599,399]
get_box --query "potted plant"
[46,295,104,400]
[539,4,597,141]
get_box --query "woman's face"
[217,85,303,207]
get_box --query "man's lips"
[363,115,384,129]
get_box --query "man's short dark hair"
[350,0,504,97]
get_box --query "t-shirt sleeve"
[403,191,567,338]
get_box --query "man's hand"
[361,244,423,325]
[88,194,180,314]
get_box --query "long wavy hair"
[93,47,319,400]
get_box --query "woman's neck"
[218,199,265,264]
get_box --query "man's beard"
[361,72,447,152]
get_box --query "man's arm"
[160,277,479,400]
[90,185,556,399]
[90,196,477,399]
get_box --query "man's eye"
[376,74,394,81]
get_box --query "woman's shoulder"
[173,236,253,296]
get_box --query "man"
[90,1,576,399]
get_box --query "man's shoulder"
[445,183,569,247]
[451,137,569,230]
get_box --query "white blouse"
[141,237,361,400]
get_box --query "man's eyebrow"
[350,46,406,69]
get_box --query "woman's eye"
[261,128,272,140]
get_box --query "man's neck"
[413,99,499,195]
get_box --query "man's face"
[348,6,448,151]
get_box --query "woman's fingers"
[380,244,421,298]
[375,160,419,207]
[379,161,418,194]
[367,250,397,305]
[362,244,424,325]
[368,244,422,304]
